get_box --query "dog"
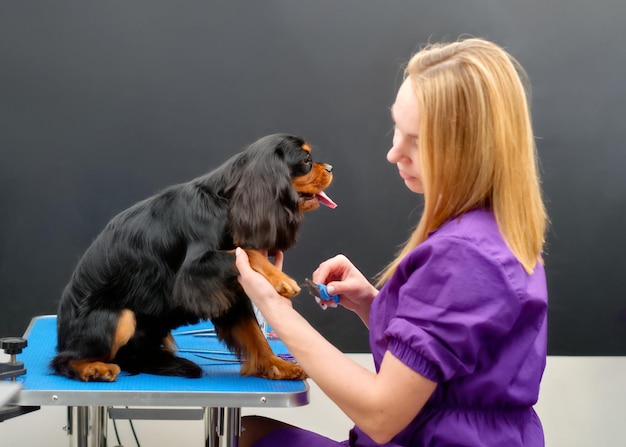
[51,133,336,382]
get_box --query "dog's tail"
[50,351,82,380]
[114,343,203,378]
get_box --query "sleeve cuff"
[388,337,442,383]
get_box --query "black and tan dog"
[51,134,336,382]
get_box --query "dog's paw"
[275,276,301,298]
[75,361,121,382]
[270,360,309,380]
[241,356,307,380]
[267,361,307,380]
[245,249,301,298]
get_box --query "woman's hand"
[312,254,378,326]
[235,248,293,312]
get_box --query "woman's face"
[387,78,423,194]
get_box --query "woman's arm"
[235,248,436,444]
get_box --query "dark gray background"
[1,1,625,355]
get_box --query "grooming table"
[10,315,308,447]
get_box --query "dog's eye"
[292,154,313,176]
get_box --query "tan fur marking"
[245,249,300,297]
[291,161,333,213]
[232,318,306,380]
[163,332,176,353]
[110,309,136,358]
[291,162,332,194]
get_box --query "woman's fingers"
[273,250,284,271]
[235,247,252,276]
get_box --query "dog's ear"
[228,143,302,250]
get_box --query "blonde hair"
[377,38,547,285]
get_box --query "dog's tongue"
[316,191,337,209]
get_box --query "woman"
[235,37,548,447]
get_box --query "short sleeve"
[384,236,522,383]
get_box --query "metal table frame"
[11,316,309,447]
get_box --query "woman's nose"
[387,145,399,163]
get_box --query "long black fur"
[51,134,330,380]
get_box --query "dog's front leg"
[222,316,307,380]
[244,249,301,298]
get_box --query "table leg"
[65,406,74,447]
[90,406,106,447]
[221,407,241,447]
[75,407,89,447]
[204,407,222,447]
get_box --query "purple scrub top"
[356,208,547,446]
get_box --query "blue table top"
[10,316,308,408]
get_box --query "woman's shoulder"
[410,209,523,275]
[431,208,498,240]
[410,208,545,294]
[421,209,503,255]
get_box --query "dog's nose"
[325,164,333,173]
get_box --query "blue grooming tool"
[304,278,340,304]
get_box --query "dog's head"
[227,134,336,251]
